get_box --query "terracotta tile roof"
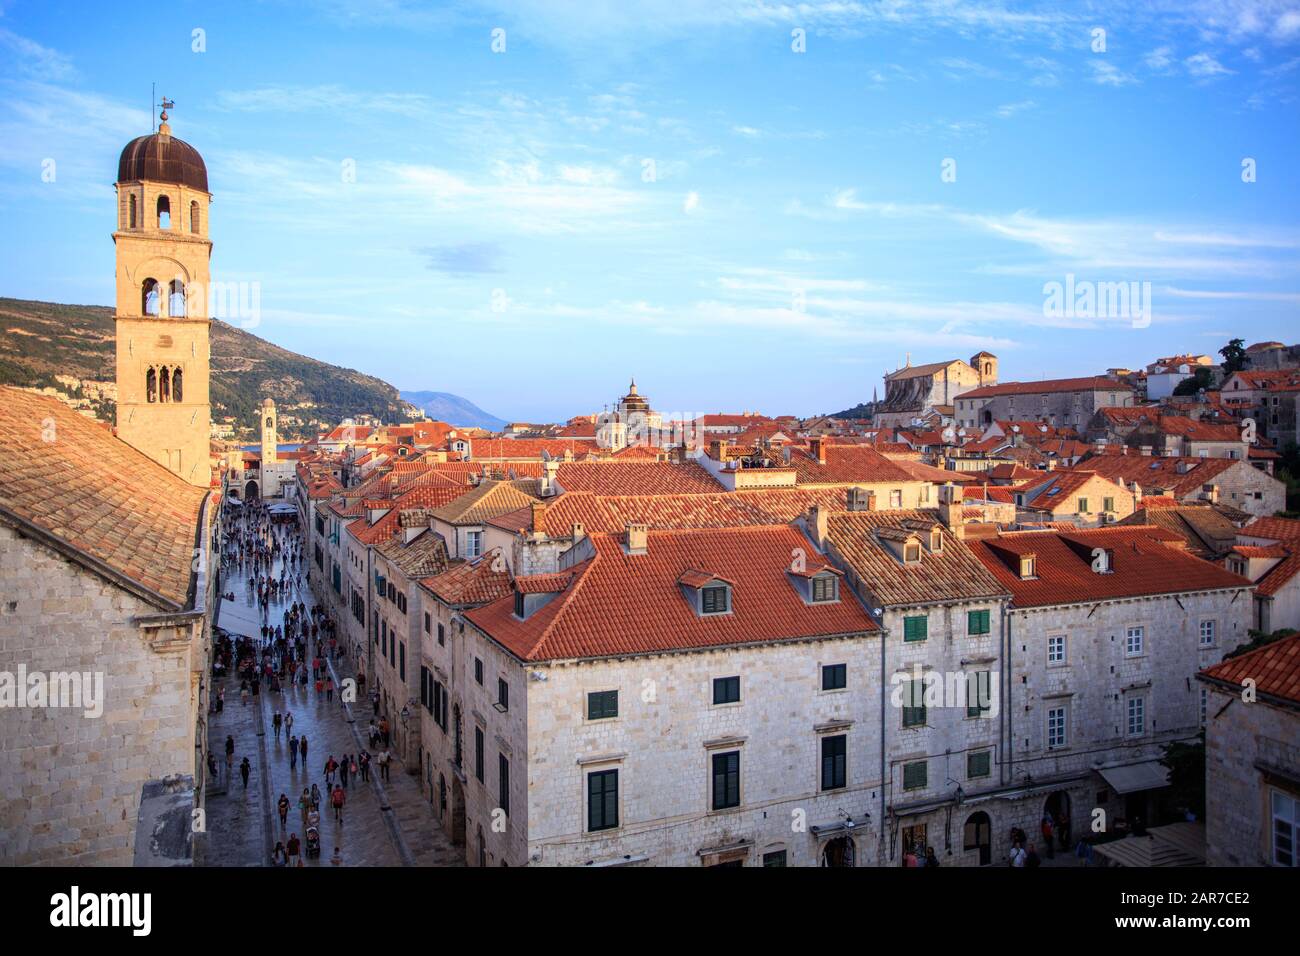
[460,438,590,459]
[428,479,540,525]
[1232,544,1290,559]
[960,376,1132,400]
[375,528,450,578]
[1155,415,1242,443]
[1199,632,1300,706]
[516,572,574,594]
[786,443,917,485]
[1236,517,1300,596]
[1070,454,1238,499]
[420,552,512,607]
[890,459,979,484]
[555,461,724,495]
[825,510,1009,606]
[465,526,877,662]
[970,525,1250,608]
[1116,505,1238,559]
[0,386,207,608]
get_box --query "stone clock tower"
[113,103,212,487]
[260,398,278,464]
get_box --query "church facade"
[875,353,996,428]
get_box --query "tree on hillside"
[1220,338,1247,373]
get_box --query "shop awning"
[1092,822,1205,867]
[1097,759,1170,794]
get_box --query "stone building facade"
[1198,634,1300,867]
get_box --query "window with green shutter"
[967,750,991,779]
[587,770,618,831]
[966,671,993,717]
[587,690,618,720]
[903,760,927,791]
[903,615,928,642]
[820,734,847,791]
[711,751,740,810]
[902,679,926,727]
[967,609,991,635]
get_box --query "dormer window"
[811,575,837,603]
[702,585,730,615]
[904,542,922,564]
[1019,554,1037,579]
[930,530,943,553]
[513,591,525,618]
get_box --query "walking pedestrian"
[286,833,300,866]
[310,783,321,811]
[278,793,290,829]
[273,711,282,740]
[239,757,251,789]
[284,711,293,736]
[299,788,311,826]
[331,783,346,823]
[379,748,391,782]
[300,735,308,764]
[289,735,299,769]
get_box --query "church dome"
[117,116,208,192]
[619,379,649,411]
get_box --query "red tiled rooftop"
[466,525,877,662]
[1200,632,1300,706]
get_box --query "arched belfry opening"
[168,279,186,317]
[156,194,170,230]
[142,278,161,316]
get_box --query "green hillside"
[0,297,412,439]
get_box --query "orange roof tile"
[465,526,877,661]
[1200,632,1300,706]
[0,387,207,608]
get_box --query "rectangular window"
[821,663,847,691]
[890,489,903,508]
[465,531,483,558]
[1272,790,1299,867]
[587,690,618,720]
[820,735,847,791]
[1047,706,1067,749]
[474,658,483,685]
[399,642,406,681]
[902,679,926,727]
[588,770,619,832]
[712,751,741,810]
[1199,620,1216,646]
[1200,686,1207,726]
[424,612,431,634]
[903,615,928,642]
[966,671,992,717]
[1048,634,1066,665]
[967,750,991,779]
[1077,497,1089,514]
[498,754,510,817]
[438,623,445,647]
[474,727,485,783]
[497,678,509,711]
[902,760,927,791]
[712,676,741,705]
[967,609,991,635]
[701,586,730,614]
[1127,696,1145,737]
[763,850,787,867]
[811,576,836,602]
[1103,496,1115,512]
[1126,625,1144,657]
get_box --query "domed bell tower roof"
[117,101,209,192]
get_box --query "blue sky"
[1,1,1298,422]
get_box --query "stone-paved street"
[199,504,461,867]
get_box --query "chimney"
[541,458,560,497]
[531,500,547,533]
[1206,484,1220,504]
[625,522,648,555]
[809,505,829,549]
[710,439,729,461]
[938,483,965,539]
[571,521,585,541]
[811,437,826,464]
[1133,482,1143,503]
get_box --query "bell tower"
[260,398,278,465]
[113,100,213,487]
